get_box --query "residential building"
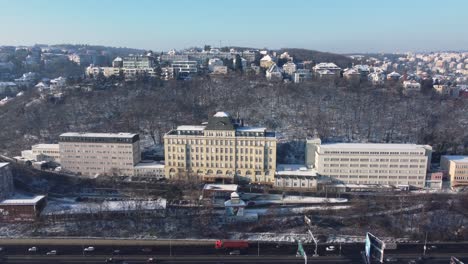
[122,55,154,69]
[212,65,228,75]
[282,62,297,76]
[208,58,224,72]
[293,69,312,83]
[14,72,37,87]
[171,61,198,74]
[387,71,402,81]
[59,132,141,177]
[112,57,123,68]
[403,80,421,94]
[164,112,277,184]
[312,62,342,75]
[86,66,121,78]
[310,141,432,188]
[343,68,361,82]
[0,163,14,200]
[275,164,317,190]
[441,156,468,188]
[260,55,275,69]
[266,64,283,80]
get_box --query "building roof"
[60,132,138,139]
[0,195,46,206]
[176,125,206,131]
[134,161,165,169]
[276,164,317,176]
[203,184,238,192]
[236,127,266,133]
[214,111,230,117]
[319,143,430,151]
[0,162,9,168]
[32,144,59,149]
[442,155,468,163]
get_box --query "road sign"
[365,232,385,263]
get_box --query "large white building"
[307,139,432,188]
[21,144,60,163]
[164,112,277,184]
[59,132,141,177]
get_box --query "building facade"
[0,163,14,200]
[59,133,141,177]
[441,155,468,188]
[164,112,277,184]
[31,144,60,163]
[310,141,432,188]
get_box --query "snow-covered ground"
[43,198,167,215]
[241,193,348,205]
[230,232,313,243]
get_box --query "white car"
[325,246,335,251]
[84,246,95,252]
[46,250,57,255]
[28,247,37,252]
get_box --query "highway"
[0,239,467,263]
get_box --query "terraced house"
[164,112,277,184]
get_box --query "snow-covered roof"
[113,57,123,61]
[276,164,317,176]
[260,55,273,61]
[442,155,468,163]
[236,127,266,133]
[203,184,238,192]
[388,71,401,77]
[214,111,230,117]
[176,125,206,131]
[0,162,9,168]
[60,132,138,139]
[32,144,59,150]
[319,143,430,151]
[0,195,46,206]
[134,161,165,169]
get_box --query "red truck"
[215,240,249,249]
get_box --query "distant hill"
[278,48,355,68]
[50,44,148,55]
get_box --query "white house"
[266,64,283,80]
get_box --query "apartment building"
[441,155,468,188]
[122,55,154,69]
[171,61,198,74]
[59,133,141,177]
[308,140,432,188]
[164,112,277,184]
[0,163,14,200]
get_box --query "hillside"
[0,75,467,163]
[278,48,355,68]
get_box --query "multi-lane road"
[0,239,467,263]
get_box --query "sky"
[0,0,467,53]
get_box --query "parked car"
[325,246,335,251]
[147,258,158,263]
[105,257,115,263]
[28,247,37,252]
[112,249,121,255]
[385,257,398,262]
[229,250,241,255]
[46,250,57,255]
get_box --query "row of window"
[166,138,274,147]
[323,151,424,155]
[323,169,424,174]
[323,158,426,163]
[324,164,424,168]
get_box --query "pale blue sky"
[0,0,467,53]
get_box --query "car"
[112,249,121,255]
[46,250,57,255]
[385,257,398,262]
[325,246,335,251]
[28,247,37,252]
[105,258,115,263]
[430,245,437,249]
[229,250,241,255]
[84,246,95,252]
[0,247,4,252]
[147,258,158,263]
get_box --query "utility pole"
[257,240,260,256]
[170,237,172,256]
